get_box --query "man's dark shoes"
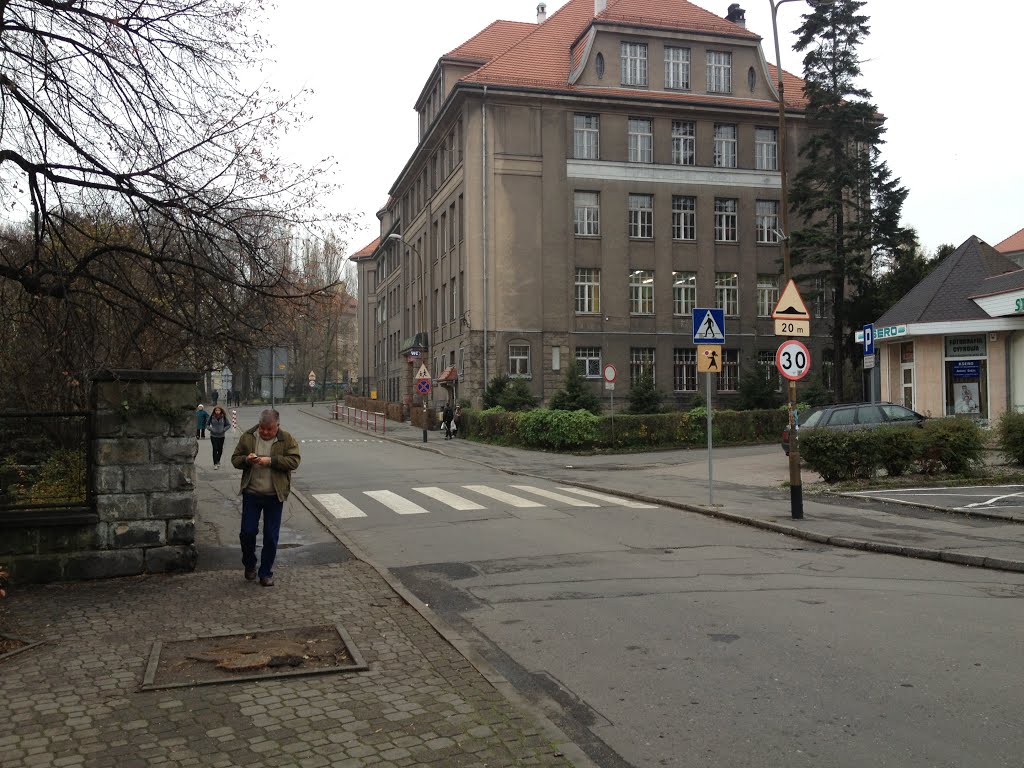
[259,576,274,587]
[244,569,257,581]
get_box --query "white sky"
[262,1,1023,259]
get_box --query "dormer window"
[665,46,691,90]
[596,52,605,79]
[621,42,648,86]
[707,51,732,93]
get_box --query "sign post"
[693,309,726,505]
[415,363,432,443]
[603,364,617,441]
[772,280,812,519]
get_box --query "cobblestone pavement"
[0,560,586,767]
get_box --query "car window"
[828,407,856,426]
[881,404,918,422]
[802,410,823,428]
[857,405,886,424]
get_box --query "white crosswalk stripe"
[554,486,658,508]
[364,490,430,515]
[413,487,486,510]
[510,485,598,507]
[314,493,367,519]
[461,485,545,508]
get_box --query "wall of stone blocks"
[3,370,199,584]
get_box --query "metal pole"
[270,347,275,408]
[423,401,428,443]
[706,372,713,506]
[771,0,804,519]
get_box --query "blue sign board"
[863,324,874,356]
[952,360,980,380]
[692,308,726,345]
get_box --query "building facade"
[355,0,833,409]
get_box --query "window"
[758,350,781,391]
[451,277,458,321]
[576,347,602,379]
[671,121,695,166]
[574,114,599,159]
[630,347,655,385]
[629,269,654,315]
[714,124,737,168]
[628,194,654,239]
[596,52,605,78]
[621,42,648,86]
[707,51,732,93]
[628,118,653,163]
[509,344,530,377]
[716,272,739,316]
[665,46,691,90]
[756,200,780,243]
[814,274,833,319]
[714,198,738,242]
[673,271,696,316]
[673,348,697,392]
[575,268,601,314]
[574,191,601,236]
[440,212,448,253]
[458,348,465,377]
[757,274,779,317]
[672,195,696,240]
[717,349,739,391]
[755,127,778,170]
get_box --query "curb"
[293,488,600,768]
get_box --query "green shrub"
[549,363,602,415]
[997,410,1024,465]
[518,409,599,450]
[482,375,510,409]
[919,417,984,474]
[627,370,664,414]
[497,379,538,412]
[874,426,920,477]
[800,429,856,482]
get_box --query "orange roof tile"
[460,0,806,111]
[350,237,380,262]
[995,226,1024,254]
[445,20,536,63]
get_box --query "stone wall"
[3,370,199,584]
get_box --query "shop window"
[944,334,987,417]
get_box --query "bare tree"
[0,0,346,407]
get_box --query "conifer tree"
[549,362,602,415]
[790,0,914,400]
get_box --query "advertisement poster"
[955,382,980,414]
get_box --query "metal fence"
[0,411,93,522]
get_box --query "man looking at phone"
[231,408,301,587]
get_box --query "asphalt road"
[209,406,1024,768]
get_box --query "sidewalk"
[320,407,1024,574]
[0,453,592,768]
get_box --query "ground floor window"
[717,349,739,391]
[944,335,987,417]
[673,348,697,392]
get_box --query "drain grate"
[141,623,367,691]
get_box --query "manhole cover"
[141,624,367,691]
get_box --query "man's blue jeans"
[240,493,284,579]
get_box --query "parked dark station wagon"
[781,402,926,455]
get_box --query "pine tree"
[627,370,664,414]
[549,362,603,415]
[790,0,914,401]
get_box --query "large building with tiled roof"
[357,0,836,408]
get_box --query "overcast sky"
[262,1,1022,259]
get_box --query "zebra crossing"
[313,484,657,520]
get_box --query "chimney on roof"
[595,0,607,16]
[726,3,746,27]
[537,2,546,23]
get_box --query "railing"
[332,404,387,434]
[0,411,94,524]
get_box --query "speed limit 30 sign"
[776,339,811,381]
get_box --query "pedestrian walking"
[230,409,301,587]
[207,406,230,469]
[442,401,454,440]
[453,404,462,438]
[195,404,209,439]
[212,389,219,406]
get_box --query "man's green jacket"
[230,425,301,501]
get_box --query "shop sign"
[952,361,980,379]
[944,335,986,358]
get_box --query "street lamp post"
[769,0,825,520]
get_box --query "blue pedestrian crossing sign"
[693,308,725,345]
